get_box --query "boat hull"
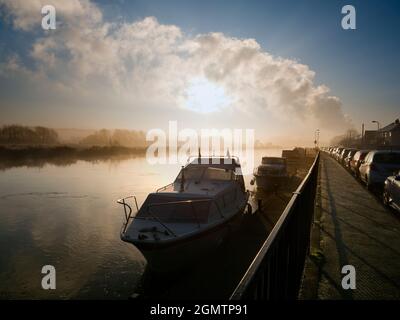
[124,206,245,273]
[255,174,288,191]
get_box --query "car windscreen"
[373,153,400,164]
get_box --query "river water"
[0,149,282,299]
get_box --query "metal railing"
[156,183,174,193]
[117,195,139,233]
[230,152,320,300]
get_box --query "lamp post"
[372,120,380,131]
[372,120,381,147]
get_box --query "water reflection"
[0,153,144,171]
[0,149,282,299]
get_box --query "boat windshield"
[203,167,233,181]
[178,166,204,180]
[138,194,214,224]
[176,166,234,183]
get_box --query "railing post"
[122,198,128,222]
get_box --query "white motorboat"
[252,157,288,191]
[117,156,249,273]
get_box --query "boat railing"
[117,195,139,233]
[117,195,179,237]
[156,183,174,193]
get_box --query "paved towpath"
[301,152,400,299]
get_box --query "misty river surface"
[0,149,282,299]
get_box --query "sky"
[0,0,399,146]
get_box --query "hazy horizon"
[1,0,399,147]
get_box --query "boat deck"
[158,180,236,197]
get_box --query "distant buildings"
[364,130,378,148]
[379,118,400,147]
[363,118,400,149]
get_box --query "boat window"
[175,166,204,181]
[258,166,283,174]
[262,158,286,165]
[203,167,233,181]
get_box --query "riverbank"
[0,145,147,170]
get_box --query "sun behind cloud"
[0,0,351,139]
[184,77,233,113]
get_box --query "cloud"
[0,0,351,133]
[0,0,102,30]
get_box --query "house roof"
[380,119,400,132]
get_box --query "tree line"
[0,125,59,145]
[330,129,361,147]
[0,125,148,147]
[79,129,147,147]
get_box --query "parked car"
[339,148,356,166]
[333,147,340,158]
[359,150,400,191]
[333,148,338,160]
[344,149,358,169]
[383,170,400,213]
[334,147,344,161]
[337,148,347,164]
[349,150,369,177]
